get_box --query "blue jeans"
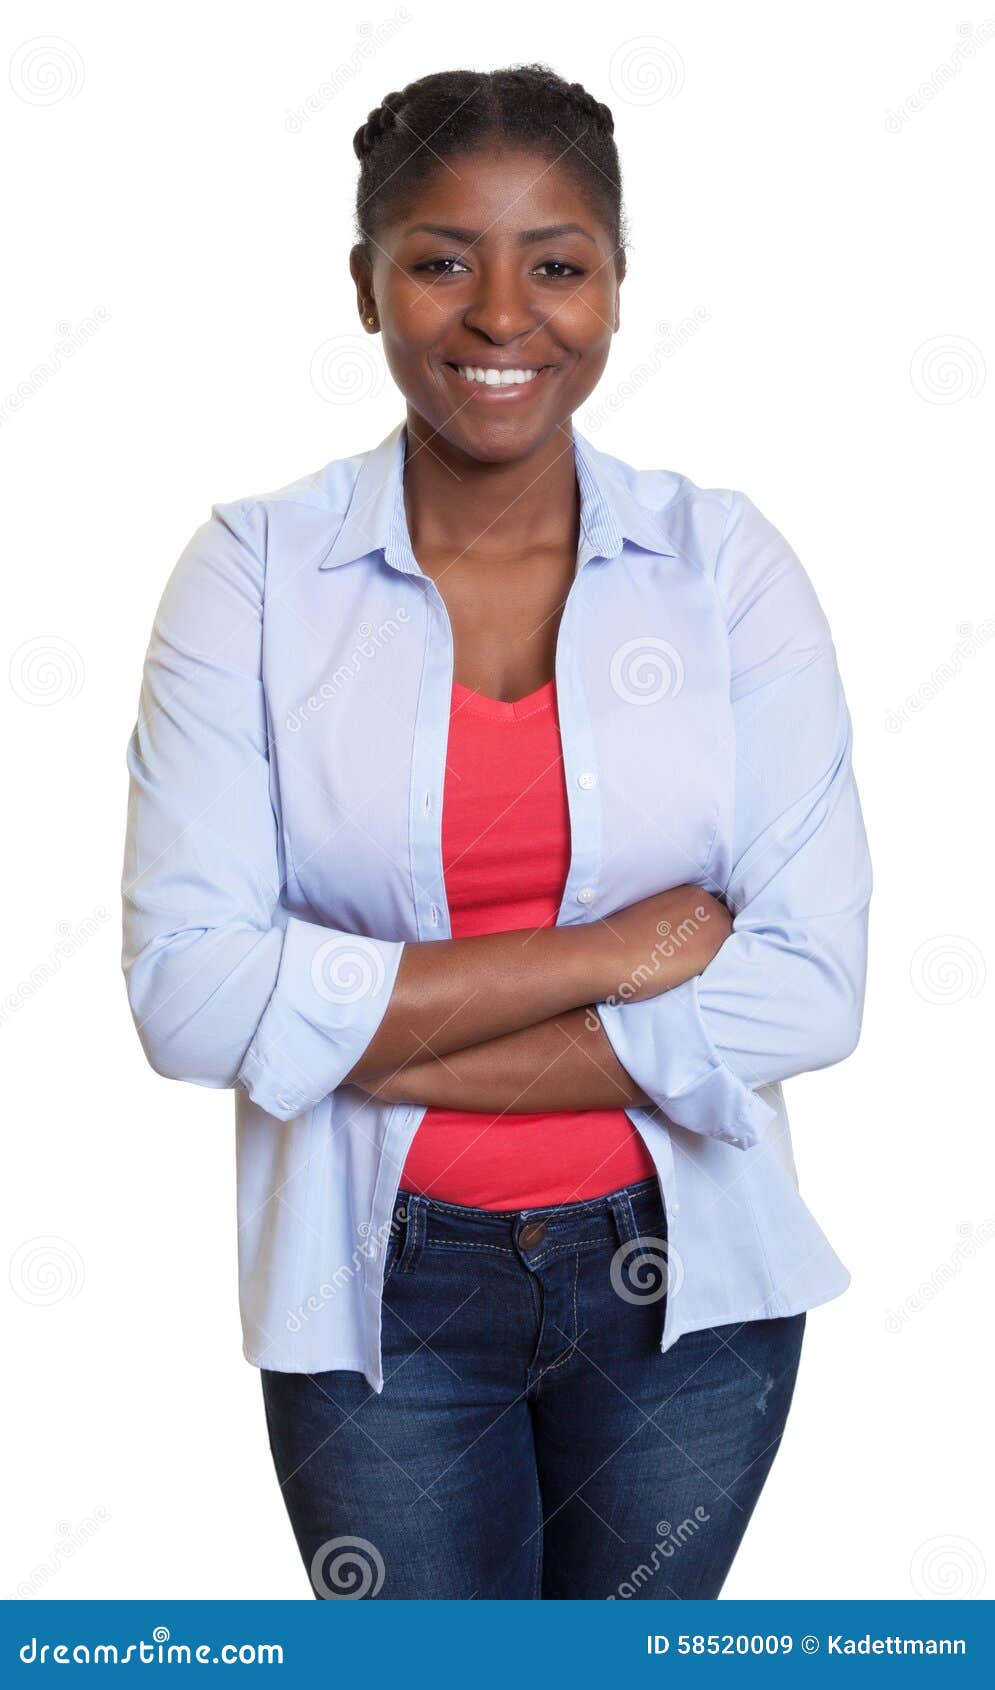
[261,1174,805,1599]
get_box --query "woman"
[121,64,872,1600]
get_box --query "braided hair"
[352,63,626,261]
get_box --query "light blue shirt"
[121,419,872,1390]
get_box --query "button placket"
[551,604,603,924]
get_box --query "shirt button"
[577,887,595,904]
[577,771,596,789]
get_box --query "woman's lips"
[442,364,556,402]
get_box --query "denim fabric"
[261,1175,805,1600]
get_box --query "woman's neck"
[401,413,581,567]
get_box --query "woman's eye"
[415,256,471,276]
[414,257,584,279]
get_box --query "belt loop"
[606,1189,640,1251]
[396,1192,427,1275]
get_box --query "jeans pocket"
[382,1228,402,1285]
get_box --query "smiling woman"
[122,62,871,1602]
[348,67,624,504]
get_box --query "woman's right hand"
[585,884,733,1007]
[345,883,732,1084]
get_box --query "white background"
[2,0,992,1601]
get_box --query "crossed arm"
[123,493,870,1142]
[342,884,732,1113]
[354,1007,654,1112]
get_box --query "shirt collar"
[316,419,681,573]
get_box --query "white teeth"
[454,366,540,386]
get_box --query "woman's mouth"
[442,363,556,401]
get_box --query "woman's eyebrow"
[402,220,597,246]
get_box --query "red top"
[399,676,656,1209]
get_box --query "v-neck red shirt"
[398,677,656,1209]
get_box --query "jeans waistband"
[390,1174,664,1259]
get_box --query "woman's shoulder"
[581,433,832,661]
[195,439,382,592]
[214,442,367,535]
[576,429,744,572]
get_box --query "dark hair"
[352,63,626,262]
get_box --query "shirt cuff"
[593,974,777,1149]
[236,916,405,1120]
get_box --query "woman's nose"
[460,272,540,345]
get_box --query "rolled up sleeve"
[594,490,873,1149]
[120,499,405,1122]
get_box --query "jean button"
[519,1219,547,1249]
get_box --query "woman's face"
[353,145,624,461]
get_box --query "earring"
[366,314,377,327]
